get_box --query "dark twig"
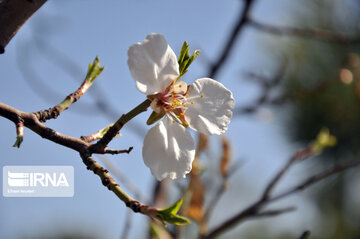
[0,99,154,218]
[208,0,256,79]
[299,230,311,239]
[251,206,296,218]
[120,210,133,239]
[203,155,360,239]
[236,61,287,115]
[261,148,313,201]
[103,147,133,155]
[0,0,46,53]
[269,159,360,203]
[204,160,243,221]
[249,19,360,44]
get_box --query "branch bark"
[0,0,47,53]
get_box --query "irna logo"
[8,171,69,187]
[3,166,74,197]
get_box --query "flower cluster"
[128,33,234,180]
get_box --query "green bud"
[311,127,337,153]
[177,41,200,80]
[13,135,23,148]
[86,56,105,84]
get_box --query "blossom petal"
[142,116,195,180]
[127,34,179,95]
[186,78,235,135]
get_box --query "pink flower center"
[148,81,202,126]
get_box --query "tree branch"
[208,0,256,79]
[0,0,47,53]
[203,155,360,239]
[249,19,360,44]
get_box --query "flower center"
[148,81,203,127]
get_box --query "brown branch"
[299,231,311,239]
[250,206,296,218]
[249,19,360,44]
[269,159,360,203]
[203,160,243,222]
[0,102,90,152]
[208,0,256,79]
[0,0,47,53]
[203,157,360,239]
[0,100,159,220]
[260,148,313,201]
[235,61,287,116]
[103,147,133,155]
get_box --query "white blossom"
[128,33,235,180]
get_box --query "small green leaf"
[178,41,190,67]
[147,111,165,125]
[311,127,337,153]
[184,49,200,72]
[13,135,23,148]
[177,41,200,80]
[155,199,191,226]
[86,56,105,84]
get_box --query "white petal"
[127,33,179,95]
[142,116,195,180]
[186,78,235,135]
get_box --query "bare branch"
[203,156,360,239]
[261,148,313,201]
[120,210,133,239]
[235,61,287,115]
[251,206,296,218]
[0,102,90,152]
[0,0,46,53]
[103,147,133,155]
[299,230,311,239]
[249,19,360,44]
[269,159,360,203]
[208,0,256,79]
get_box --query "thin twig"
[94,99,151,149]
[261,148,313,201]
[235,60,287,115]
[208,0,256,79]
[120,210,133,239]
[269,159,360,203]
[250,206,296,218]
[204,160,243,221]
[203,158,360,239]
[299,230,311,239]
[103,147,133,155]
[249,19,360,44]
[32,57,103,122]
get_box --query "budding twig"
[94,99,151,149]
[33,57,104,122]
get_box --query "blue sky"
[0,0,322,238]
